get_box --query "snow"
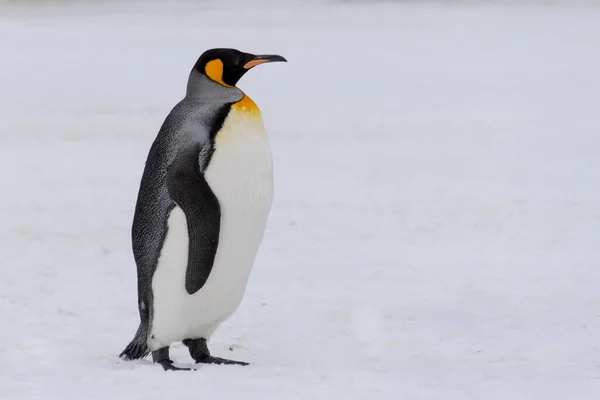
[2,1,600,398]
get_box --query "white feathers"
[149,108,273,349]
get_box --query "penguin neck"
[186,71,262,118]
[185,70,243,103]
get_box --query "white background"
[1,1,600,399]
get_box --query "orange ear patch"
[205,59,234,87]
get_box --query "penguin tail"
[119,324,150,361]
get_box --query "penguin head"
[193,48,287,88]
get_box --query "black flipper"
[166,143,221,295]
[152,347,192,371]
[183,338,250,366]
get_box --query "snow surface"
[2,1,600,399]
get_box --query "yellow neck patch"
[234,94,261,117]
[205,59,234,88]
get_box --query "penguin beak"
[243,54,287,69]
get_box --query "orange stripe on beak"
[243,59,271,69]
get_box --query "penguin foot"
[183,338,249,366]
[157,360,193,371]
[152,347,192,371]
[197,355,250,366]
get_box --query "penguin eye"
[233,56,243,68]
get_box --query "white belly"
[149,109,273,348]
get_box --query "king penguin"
[119,48,286,371]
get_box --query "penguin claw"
[157,360,193,371]
[197,356,249,366]
[183,338,250,366]
[152,347,194,371]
